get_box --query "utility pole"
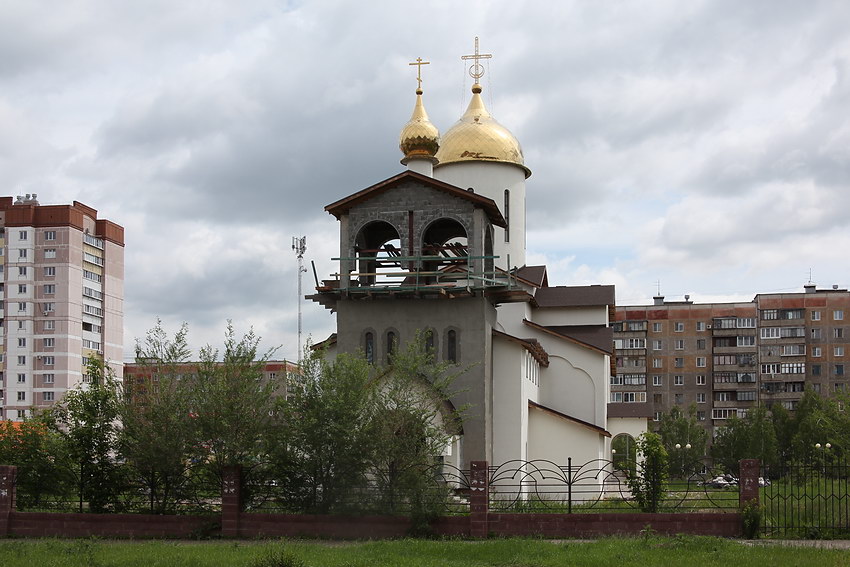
[292,236,307,362]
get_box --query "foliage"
[656,404,708,478]
[120,320,197,513]
[711,406,778,474]
[742,500,763,539]
[188,322,280,485]
[51,356,122,512]
[626,432,668,513]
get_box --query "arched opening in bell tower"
[421,218,468,282]
[354,221,402,287]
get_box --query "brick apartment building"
[612,284,849,436]
[0,195,124,420]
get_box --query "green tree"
[186,323,280,486]
[52,356,122,512]
[626,432,668,513]
[120,321,197,513]
[656,405,708,478]
[711,406,778,474]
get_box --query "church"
[309,42,647,470]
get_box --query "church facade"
[310,47,647,469]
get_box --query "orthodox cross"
[461,36,492,81]
[409,57,430,91]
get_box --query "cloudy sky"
[3,1,849,361]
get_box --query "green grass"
[0,537,847,567]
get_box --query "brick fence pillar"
[469,460,489,538]
[221,465,242,537]
[739,459,760,508]
[0,465,17,537]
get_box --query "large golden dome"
[435,83,531,178]
[399,88,440,162]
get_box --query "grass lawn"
[0,536,847,567]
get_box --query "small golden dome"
[435,83,531,178]
[399,88,440,162]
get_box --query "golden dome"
[399,88,440,162]
[435,83,531,178]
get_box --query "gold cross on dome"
[409,57,430,90]
[461,36,492,81]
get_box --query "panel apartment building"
[612,284,849,435]
[0,195,124,420]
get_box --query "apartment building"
[0,195,124,420]
[612,284,849,435]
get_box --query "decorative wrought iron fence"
[487,458,739,513]
[762,456,850,538]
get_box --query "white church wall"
[492,338,528,465]
[531,306,608,327]
[607,417,648,442]
[527,406,603,465]
[494,301,532,336]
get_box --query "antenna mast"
[292,236,307,361]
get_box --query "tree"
[52,356,122,512]
[186,323,280,486]
[120,321,197,513]
[656,405,708,478]
[711,406,778,474]
[626,432,668,513]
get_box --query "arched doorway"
[421,218,468,283]
[612,433,637,474]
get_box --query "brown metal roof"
[523,319,613,355]
[534,285,615,308]
[492,330,549,367]
[528,401,611,437]
[515,265,548,288]
[324,170,507,228]
[607,402,654,419]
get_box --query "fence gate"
[761,456,850,538]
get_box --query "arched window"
[447,329,457,363]
[504,189,510,242]
[424,328,435,356]
[386,331,397,364]
[364,332,374,364]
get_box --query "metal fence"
[762,456,850,538]
[487,458,740,513]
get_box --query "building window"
[761,309,778,320]
[652,340,662,350]
[17,373,25,383]
[836,347,845,357]
[424,329,435,356]
[17,392,25,402]
[44,284,55,294]
[813,347,822,357]
[812,311,821,321]
[674,375,684,386]
[653,322,662,332]
[675,339,684,350]
[696,321,706,331]
[812,328,822,339]
[696,374,706,385]
[716,392,733,402]
[737,336,756,347]
[44,374,54,383]
[17,302,25,312]
[674,322,684,332]
[44,231,56,241]
[696,393,706,403]
[653,412,662,422]
[812,364,822,376]
[653,375,662,386]
[17,284,26,294]
[696,357,706,368]
[835,310,845,321]
[653,393,663,404]
[652,358,662,368]
[385,331,397,364]
[674,393,683,404]
[17,356,25,366]
[18,249,26,259]
[696,339,706,350]
[44,267,56,277]
[837,364,845,376]
[737,317,756,328]
[43,392,54,402]
[447,329,457,363]
[834,328,844,339]
[17,410,26,419]
[44,249,56,259]
[503,189,510,242]
[674,357,684,368]
[44,320,55,331]
[43,356,55,366]
[18,267,26,276]
[43,338,54,348]
[18,230,27,240]
[17,338,25,348]
[364,332,374,364]
[43,302,55,313]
